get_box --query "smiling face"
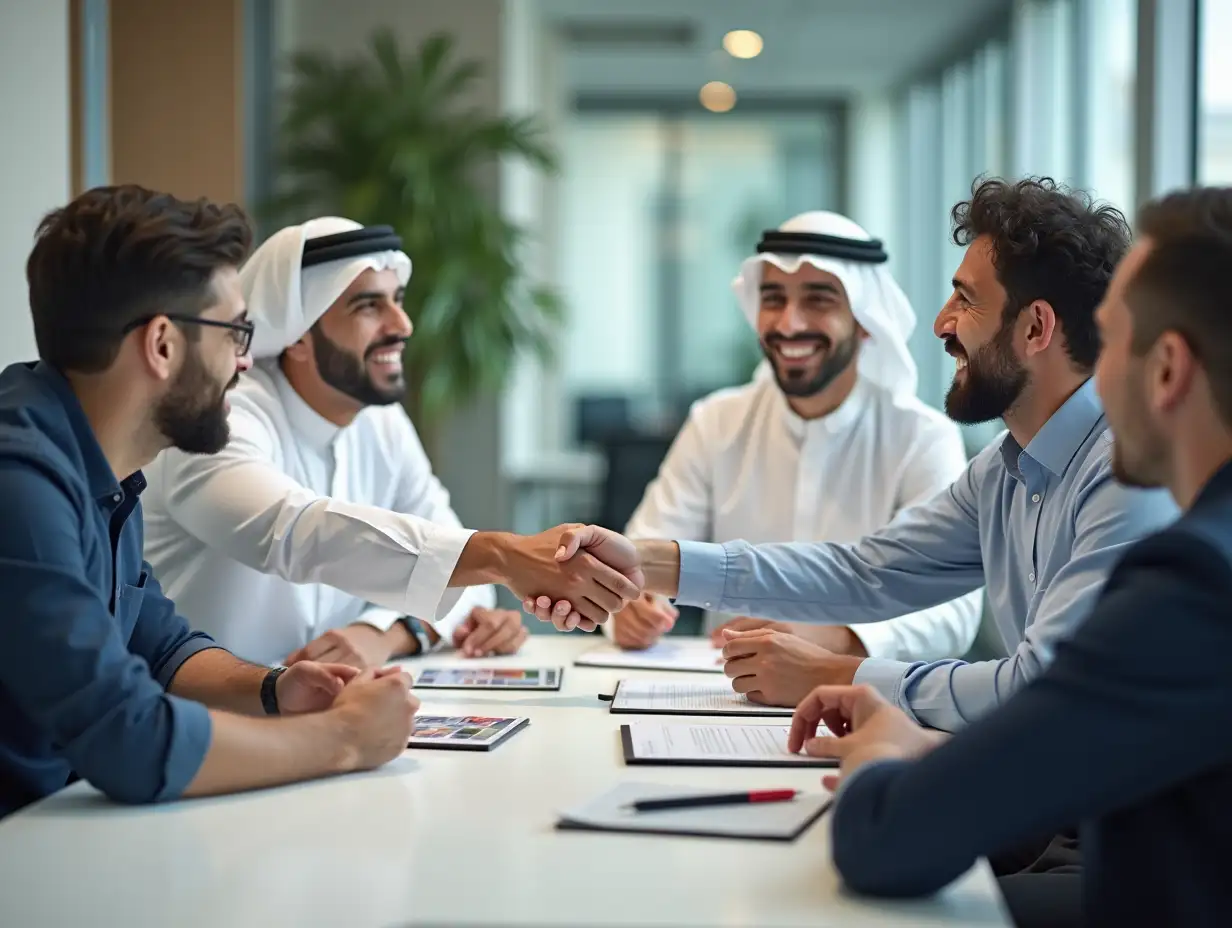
[309,267,411,407]
[756,262,861,398]
[934,236,1029,424]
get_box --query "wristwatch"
[261,665,288,715]
[397,616,433,655]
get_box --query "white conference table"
[0,636,1011,928]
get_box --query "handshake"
[461,524,675,632]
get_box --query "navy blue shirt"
[0,362,216,817]
[830,461,1232,926]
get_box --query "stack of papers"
[620,721,834,768]
[557,782,830,841]
[575,639,724,673]
[606,679,794,717]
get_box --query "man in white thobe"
[608,212,984,705]
[143,218,567,668]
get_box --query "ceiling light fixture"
[722,29,763,59]
[699,81,737,113]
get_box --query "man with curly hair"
[529,178,1178,732]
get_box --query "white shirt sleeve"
[383,412,498,644]
[154,403,472,624]
[847,419,985,662]
[603,408,714,639]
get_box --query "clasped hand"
[517,525,644,631]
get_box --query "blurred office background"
[0,1,1225,618]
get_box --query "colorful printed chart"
[414,667,562,690]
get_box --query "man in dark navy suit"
[789,186,1232,928]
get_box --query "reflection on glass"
[1200,0,1232,182]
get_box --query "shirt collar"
[778,375,871,441]
[30,361,128,502]
[268,360,344,452]
[998,378,1105,480]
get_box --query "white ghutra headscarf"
[241,217,412,360]
[732,211,918,399]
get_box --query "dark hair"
[26,184,253,373]
[951,176,1131,370]
[1130,187,1232,427]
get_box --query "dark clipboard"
[555,790,833,843]
[619,724,837,768]
[598,681,794,719]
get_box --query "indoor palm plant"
[269,29,562,451]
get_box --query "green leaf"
[269,29,562,434]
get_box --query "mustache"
[364,336,407,360]
[942,335,967,359]
[764,333,832,350]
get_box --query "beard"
[762,331,859,398]
[153,345,235,455]
[943,319,1028,424]
[310,326,405,407]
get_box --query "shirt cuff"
[852,658,914,714]
[154,633,224,689]
[353,606,405,633]
[157,694,213,801]
[673,540,728,610]
[846,620,902,661]
[402,524,474,623]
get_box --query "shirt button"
[1031,493,1041,503]
[1028,572,1036,583]
[112,493,122,503]
[704,602,712,609]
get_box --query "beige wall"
[109,0,245,205]
[0,0,71,368]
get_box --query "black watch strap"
[261,666,288,715]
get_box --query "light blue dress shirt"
[675,379,1179,731]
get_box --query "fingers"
[573,550,639,603]
[315,662,362,685]
[821,773,841,792]
[720,629,774,660]
[709,617,771,645]
[802,734,848,759]
[464,614,515,656]
[452,613,478,649]
[296,633,339,663]
[554,525,590,561]
[730,673,761,695]
[788,685,869,752]
[498,624,529,654]
[722,655,757,680]
[788,689,829,753]
[573,596,612,628]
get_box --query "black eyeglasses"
[124,314,254,356]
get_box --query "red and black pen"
[629,789,798,813]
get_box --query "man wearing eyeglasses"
[0,188,637,819]
[0,186,426,817]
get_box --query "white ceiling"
[540,0,1011,98]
